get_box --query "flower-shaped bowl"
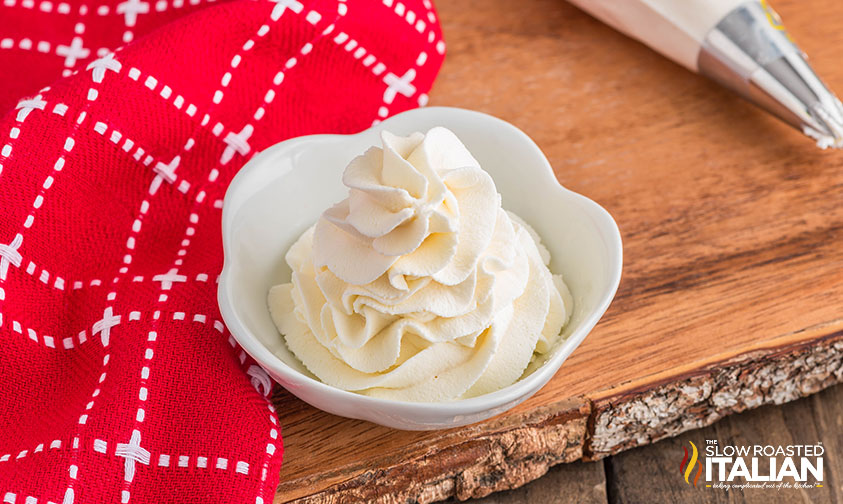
[218,106,622,430]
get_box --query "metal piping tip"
[806,98,843,149]
[699,1,843,150]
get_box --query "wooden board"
[455,460,607,504]
[605,383,843,503]
[271,0,843,502]
[449,383,843,503]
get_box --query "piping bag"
[567,0,843,148]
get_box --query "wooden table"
[453,382,843,504]
[272,0,843,502]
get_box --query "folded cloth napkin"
[0,0,443,502]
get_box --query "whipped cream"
[268,127,572,402]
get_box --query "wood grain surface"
[272,0,843,501]
[457,383,843,503]
[604,383,843,503]
[451,461,607,504]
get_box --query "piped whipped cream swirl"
[268,127,571,402]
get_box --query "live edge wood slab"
[270,0,843,502]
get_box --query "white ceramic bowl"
[218,107,622,430]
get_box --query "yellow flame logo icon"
[679,441,702,487]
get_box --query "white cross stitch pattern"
[0,0,444,502]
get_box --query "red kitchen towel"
[0,0,444,502]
